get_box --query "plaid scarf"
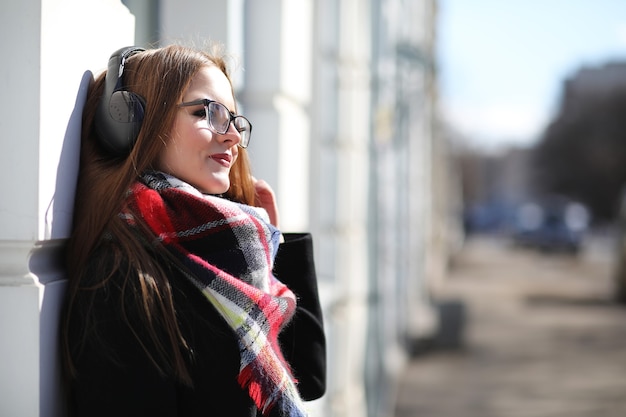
[122,172,308,417]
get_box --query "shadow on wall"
[30,70,93,417]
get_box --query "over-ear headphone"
[94,46,146,155]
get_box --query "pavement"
[393,235,626,417]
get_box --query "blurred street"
[394,234,626,417]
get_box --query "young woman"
[62,44,325,417]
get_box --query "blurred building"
[0,1,456,417]
[559,61,626,118]
[533,60,626,223]
[564,62,626,97]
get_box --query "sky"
[436,0,626,151]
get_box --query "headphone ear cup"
[109,90,145,125]
[93,47,146,155]
[104,90,146,151]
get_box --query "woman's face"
[158,65,241,194]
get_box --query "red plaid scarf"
[122,172,308,416]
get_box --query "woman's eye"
[192,108,207,118]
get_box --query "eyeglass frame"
[177,98,252,148]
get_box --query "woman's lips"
[209,153,232,167]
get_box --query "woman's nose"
[218,122,242,146]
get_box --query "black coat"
[67,233,326,417]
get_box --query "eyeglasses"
[178,99,252,148]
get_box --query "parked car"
[511,196,590,254]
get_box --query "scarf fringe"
[238,366,307,417]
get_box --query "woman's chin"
[203,180,230,195]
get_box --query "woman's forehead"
[183,65,234,107]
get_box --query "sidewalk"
[394,235,626,417]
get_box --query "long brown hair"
[63,44,256,385]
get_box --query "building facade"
[0,1,453,416]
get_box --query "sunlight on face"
[158,65,242,194]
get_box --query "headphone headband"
[93,46,146,155]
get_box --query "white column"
[0,1,134,416]
[0,2,46,415]
[332,1,372,415]
[242,0,313,232]
[310,0,372,416]
[159,0,244,86]
[161,0,229,44]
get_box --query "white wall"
[160,0,245,87]
[310,1,372,416]
[0,1,135,415]
[243,0,313,233]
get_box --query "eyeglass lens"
[207,102,251,147]
[208,102,230,133]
